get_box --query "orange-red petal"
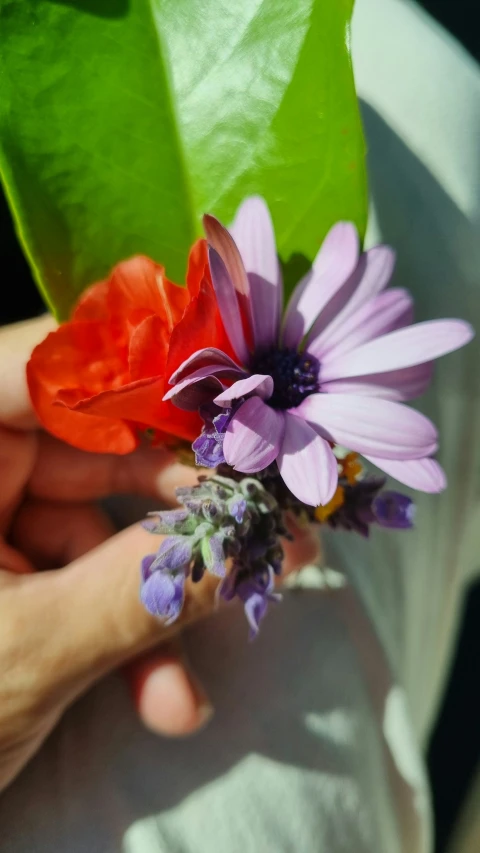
[107,256,189,331]
[58,376,201,442]
[128,314,170,381]
[73,279,111,322]
[186,239,210,300]
[166,275,238,378]
[27,331,137,455]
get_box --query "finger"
[2,524,218,711]
[0,316,56,429]
[4,504,317,718]
[0,426,37,532]
[29,433,201,506]
[0,539,34,575]
[12,503,214,736]
[11,500,114,569]
[125,640,213,736]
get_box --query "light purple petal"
[229,196,283,348]
[247,272,283,350]
[303,265,361,351]
[154,535,193,571]
[164,364,236,410]
[243,590,268,639]
[282,222,359,348]
[343,245,396,310]
[223,397,285,474]
[276,412,338,506]
[364,455,447,493]
[169,348,245,385]
[310,288,413,361]
[214,373,273,406]
[229,197,278,282]
[297,393,438,459]
[320,362,433,402]
[140,571,185,623]
[307,246,396,356]
[141,553,157,582]
[207,247,250,363]
[320,320,474,382]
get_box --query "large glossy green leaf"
[0,0,366,319]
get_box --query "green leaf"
[0,0,367,319]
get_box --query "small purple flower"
[141,568,185,624]
[164,197,473,505]
[227,495,247,523]
[235,566,281,640]
[140,473,286,637]
[140,538,192,622]
[373,491,416,529]
[326,477,415,536]
[192,405,237,467]
[201,530,230,577]
[153,535,194,572]
[142,508,193,534]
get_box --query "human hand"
[0,316,320,793]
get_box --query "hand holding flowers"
[0,316,320,790]
[27,198,474,636]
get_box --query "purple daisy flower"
[165,197,473,506]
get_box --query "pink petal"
[343,245,396,310]
[214,373,273,406]
[311,288,414,361]
[320,319,474,382]
[303,267,360,351]
[364,455,447,493]
[297,393,438,459]
[282,222,359,348]
[169,348,245,385]
[320,362,433,402]
[276,413,338,506]
[207,247,250,363]
[229,196,282,348]
[164,364,237,410]
[308,245,396,354]
[223,397,285,474]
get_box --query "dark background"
[0,2,478,850]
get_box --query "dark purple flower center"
[250,346,319,409]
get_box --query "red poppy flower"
[27,240,235,454]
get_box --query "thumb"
[22,524,218,708]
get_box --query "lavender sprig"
[140,474,287,637]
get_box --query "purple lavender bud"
[154,535,193,572]
[140,570,185,624]
[373,491,416,529]
[202,499,225,522]
[228,496,247,523]
[243,588,268,640]
[140,553,157,582]
[201,531,228,577]
[236,567,281,640]
[181,495,209,515]
[142,508,194,534]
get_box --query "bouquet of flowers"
[1,1,473,637]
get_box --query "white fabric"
[1,1,479,851]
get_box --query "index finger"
[0,315,57,429]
